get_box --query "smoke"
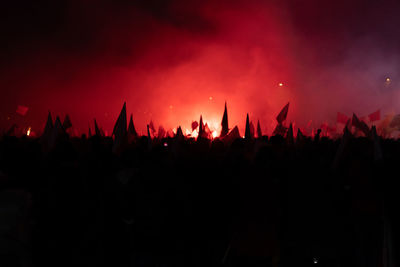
[1,0,400,134]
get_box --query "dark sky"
[1,0,400,133]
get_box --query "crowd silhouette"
[0,102,398,267]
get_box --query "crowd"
[0,125,398,267]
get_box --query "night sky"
[1,0,400,134]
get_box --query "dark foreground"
[0,134,399,267]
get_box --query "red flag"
[276,102,289,123]
[149,120,156,133]
[221,102,229,137]
[221,126,240,144]
[62,114,72,130]
[337,112,349,124]
[256,120,262,138]
[352,113,370,136]
[157,126,166,139]
[191,121,199,131]
[368,110,381,122]
[16,105,29,116]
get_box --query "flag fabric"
[249,121,255,138]
[128,114,138,137]
[221,126,240,144]
[94,119,102,136]
[199,116,205,138]
[296,128,304,143]
[256,120,262,138]
[149,120,156,133]
[276,102,289,123]
[113,103,127,137]
[112,102,128,153]
[157,126,166,139]
[245,114,252,139]
[352,113,370,136]
[175,126,184,140]
[368,110,381,122]
[42,112,53,138]
[204,123,212,139]
[191,121,199,131]
[62,114,72,130]
[16,105,29,116]
[273,123,288,136]
[221,102,229,137]
[337,112,349,124]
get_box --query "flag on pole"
[276,102,289,123]
[221,102,229,137]
[352,113,370,136]
[191,121,199,131]
[62,114,72,130]
[256,120,262,138]
[42,111,53,138]
[128,114,138,138]
[245,114,252,139]
[368,110,381,122]
[112,102,128,153]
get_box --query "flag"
[191,121,199,131]
[256,120,262,138]
[175,126,184,140]
[296,128,304,143]
[42,112,53,138]
[352,113,370,136]
[112,102,128,153]
[276,102,289,123]
[199,115,205,138]
[221,102,229,137]
[245,114,252,139]
[337,112,349,124]
[221,126,240,144]
[148,120,156,134]
[113,102,127,137]
[16,105,29,116]
[62,114,72,130]
[157,126,166,139]
[273,123,288,136]
[94,119,102,136]
[128,114,138,137]
[368,110,381,122]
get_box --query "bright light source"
[212,131,217,138]
[278,82,284,87]
[163,142,168,147]
[313,257,318,264]
[26,127,31,136]
[386,77,391,82]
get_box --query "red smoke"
[1,0,400,135]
